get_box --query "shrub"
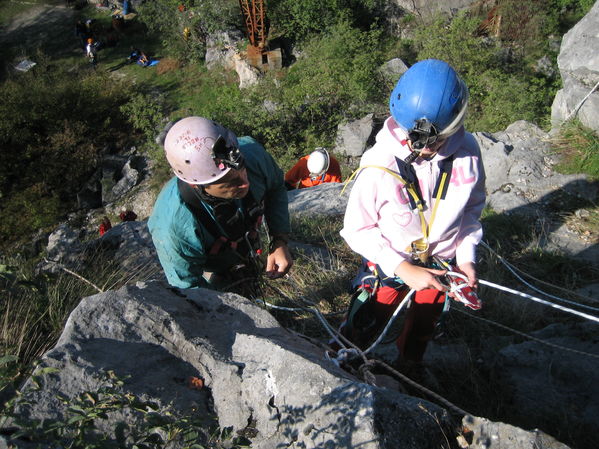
[198,21,386,164]
[120,94,165,142]
[268,0,386,42]
[137,0,239,64]
[412,12,559,132]
[0,58,134,247]
[1,369,252,449]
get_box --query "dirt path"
[0,2,77,62]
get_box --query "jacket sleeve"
[262,151,291,236]
[455,136,486,265]
[241,137,291,236]
[148,179,210,289]
[284,158,308,189]
[340,168,407,277]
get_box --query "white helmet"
[164,117,242,185]
[307,148,330,177]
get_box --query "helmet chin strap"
[404,149,420,164]
[403,140,438,165]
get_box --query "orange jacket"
[284,155,342,189]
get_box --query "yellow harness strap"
[342,164,451,258]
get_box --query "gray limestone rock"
[334,114,377,157]
[5,282,457,449]
[551,1,599,132]
[287,182,350,216]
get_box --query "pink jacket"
[340,117,486,277]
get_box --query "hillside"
[1,1,598,448]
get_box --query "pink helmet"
[164,117,242,184]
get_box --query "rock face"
[391,0,477,17]
[287,182,350,216]
[474,120,599,263]
[475,121,595,214]
[492,322,599,446]
[205,30,260,89]
[6,282,461,449]
[551,1,599,133]
[334,114,378,157]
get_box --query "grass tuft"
[551,119,599,180]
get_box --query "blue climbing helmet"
[389,59,469,149]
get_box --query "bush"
[0,55,134,247]
[269,0,385,42]
[195,21,386,164]
[412,12,559,132]
[137,0,240,64]
[120,94,165,142]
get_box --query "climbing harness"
[178,179,265,295]
[342,154,453,264]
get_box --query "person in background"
[339,59,485,379]
[85,37,98,67]
[148,117,293,297]
[99,216,112,236]
[284,148,342,190]
[119,209,137,222]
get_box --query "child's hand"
[394,261,447,291]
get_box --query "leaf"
[68,404,90,414]
[84,392,97,405]
[36,367,60,376]
[67,414,88,425]
[0,355,18,366]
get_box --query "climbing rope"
[565,78,599,121]
[256,243,599,416]
[479,279,599,324]
[373,359,470,417]
[361,292,413,355]
[454,308,599,360]
[262,278,474,415]
[480,240,599,312]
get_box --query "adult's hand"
[266,242,293,279]
[394,260,447,291]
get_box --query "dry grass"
[155,57,181,75]
[0,249,160,383]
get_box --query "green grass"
[0,0,58,26]
[0,250,160,387]
[551,119,599,180]
[549,120,599,240]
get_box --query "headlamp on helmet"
[211,135,245,171]
[408,118,440,150]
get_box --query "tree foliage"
[412,12,559,132]
[137,0,240,63]
[268,0,385,41]
[0,56,132,246]
[191,21,386,164]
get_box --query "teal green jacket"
[148,137,290,289]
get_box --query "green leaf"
[0,355,18,366]
[67,414,88,425]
